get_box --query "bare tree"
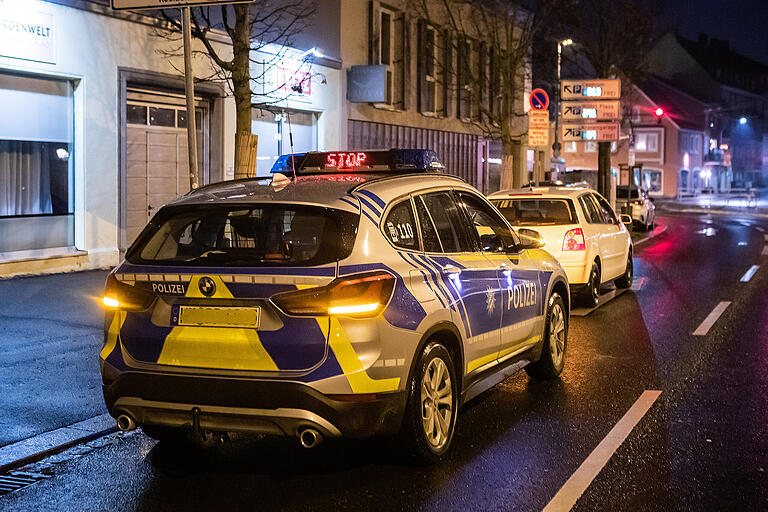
[413,0,560,188]
[156,2,317,179]
[550,0,657,195]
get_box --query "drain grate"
[0,472,48,496]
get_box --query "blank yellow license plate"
[178,306,261,328]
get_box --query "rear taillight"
[562,228,586,251]
[102,274,155,311]
[271,271,395,318]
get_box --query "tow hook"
[191,407,209,442]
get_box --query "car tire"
[400,341,458,465]
[141,425,190,444]
[615,253,633,289]
[580,262,601,308]
[526,292,568,379]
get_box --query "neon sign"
[326,152,367,168]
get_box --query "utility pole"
[182,7,199,190]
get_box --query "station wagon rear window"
[126,204,358,267]
[491,198,577,226]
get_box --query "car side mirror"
[515,228,546,250]
[620,214,633,226]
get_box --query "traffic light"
[654,107,664,117]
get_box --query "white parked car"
[615,186,655,231]
[489,187,633,307]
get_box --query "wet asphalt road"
[0,270,108,447]
[2,212,768,511]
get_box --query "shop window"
[564,141,578,153]
[149,107,176,127]
[0,73,74,253]
[127,104,148,125]
[642,170,663,194]
[585,141,598,152]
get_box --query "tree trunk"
[500,140,516,191]
[597,141,611,196]
[232,5,257,179]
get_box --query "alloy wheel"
[420,358,453,449]
[548,302,566,368]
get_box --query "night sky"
[652,0,768,65]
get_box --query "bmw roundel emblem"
[198,277,216,297]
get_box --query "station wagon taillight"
[562,228,586,251]
[272,271,396,318]
[102,274,155,311]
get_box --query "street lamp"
[739,116,747,125]
[554,38,574,159]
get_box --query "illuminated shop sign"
[0,1,55,64]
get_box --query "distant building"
[646,33,768,189]
[560,77,709,198]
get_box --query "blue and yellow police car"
[100,149,570,462]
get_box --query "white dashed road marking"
[692,301,731,336]
[740,265,759,282]
[542,390,662,512]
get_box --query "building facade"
[338,0,533,195]
[0,0,343,277]
[0,0,533,277]
[646,33,768,189]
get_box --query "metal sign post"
[111,1,249,189]
[182,7,198,189]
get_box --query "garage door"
[124,89,209,247]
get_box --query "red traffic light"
[654,107,664,117]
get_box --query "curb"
[632,222,669,247]
[0,414,117,473]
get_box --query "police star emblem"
[486,287,496,315]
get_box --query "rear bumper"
[103,371,407,439]
[562,261,590,286]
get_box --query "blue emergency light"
[269,149,445,175]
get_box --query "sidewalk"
[0,270,110,449]
[655,189,768,217]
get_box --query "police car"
[100,149,570,462]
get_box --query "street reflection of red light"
[644,239,673,256]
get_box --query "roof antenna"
[286,109,297,181]
[282,74,298,181]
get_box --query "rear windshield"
[126,204,358,267]
[616,188,640,199]
[491,198,576,226]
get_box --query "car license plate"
[178,306,260,328]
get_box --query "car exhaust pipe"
[299,428,322,449]
[116,414,136,432]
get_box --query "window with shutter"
[371,3,405,109]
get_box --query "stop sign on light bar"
[654,107,664,117]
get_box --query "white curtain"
[0,141,52,216]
